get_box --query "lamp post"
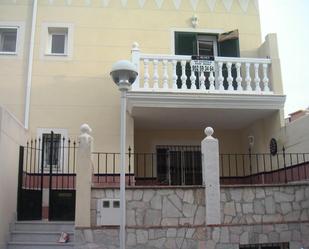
[110,60,138,249]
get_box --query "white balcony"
[130,43,272,94]
[127,41,286,130]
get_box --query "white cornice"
[126,92,286,114]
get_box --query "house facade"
[0,0,308,249]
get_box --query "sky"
[259,0,309,116]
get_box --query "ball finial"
[80,123,92,134]
[132,42,140,51]
[204,127,214,137]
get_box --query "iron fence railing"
[91,148,309,186]
[21,136,77,190]
[220,151,309,185]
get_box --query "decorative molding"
[155,0,164,9]
[32,0,257,12]
[190,0,199,11]
[173,0,181,9]
[222,0,233,12]
[138,0,146,8]
[206,0,216,12]
[126,92,286,114]
[238,0,249,12]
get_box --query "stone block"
[219,227,229,243]
[148,238,166,248]
[161,218,178,226]
[144,209,161,226]
[183,190,194,204]
[166,228,177,238]
[256,189,266,199]
[194,206,205,225]
[281,202,292,215]
[243,189,255,202]
[243,203,253,214]
[162,196,182,218]
[136,230,148,244]
[143,190,155,202]
[224,201,236,216]
[186,228,195,238]
[183,203,197,218]
[230,189,242,201]
[168,194,182,211]
[253,200,265,215]
[150,195,162,210]
[126,210,136,226]
[265,196,276,214]
[274,191,294,202]
[127,233,136,246]
[240,231,249,244]
[295,188,304,202]
[133,190,143,201]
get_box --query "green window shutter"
[175,32,197,55]
[218,30,240,57]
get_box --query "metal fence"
[220,151,309,185]
[91,148,309,186]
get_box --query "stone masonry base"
[75,222,309,249]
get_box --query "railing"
[21,137,77,190]
[131,44,272,94]
[92,149,309,187]
[220,152,309,185]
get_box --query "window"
[156,145,202,185]
[47,27,68,55]
[37,128,68,173]
[174,30,239,57]
[42,133,62,170]
[0,27,17,53]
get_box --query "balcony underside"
[127,92,286,130]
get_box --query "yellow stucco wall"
[0,0,282,154]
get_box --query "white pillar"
[131,42,140,90]
[75,124,93,227]
[201,127,221,225]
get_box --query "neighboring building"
[0,0,308,249]
[286,108,309,123]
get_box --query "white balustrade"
[130,46,272,94]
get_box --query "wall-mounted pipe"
[24,0,38,129]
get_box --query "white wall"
[280,115,309,153]
[0,106,27,249]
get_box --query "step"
[7,241,74,249]
[14,221,74,232]
[11,231,75,243]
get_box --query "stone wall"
[91,187,205,227]
[75,184,309,249]
[221,184,309,225]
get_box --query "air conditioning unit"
[96,199,121,226]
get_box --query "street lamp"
[110,60,138,249]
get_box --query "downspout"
[24,0,38,129]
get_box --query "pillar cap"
[204,127,214,138]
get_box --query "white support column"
[172,60,178,90]
[227,62,233,91]
[75,124,93,227]
[201,127,220,225]
[217,62,224,91]
[254,63,261,92]
[162,60,169,89]
[131,42,140,90]
[153,59,159,89]
[190,60,197,90]
[180,60,187,90]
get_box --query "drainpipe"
[24,0,38,129]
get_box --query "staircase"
[7,221,75,249]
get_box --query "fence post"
[201,127,221,225]
[75,124,93,227]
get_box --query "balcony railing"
[131,44,272,94]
